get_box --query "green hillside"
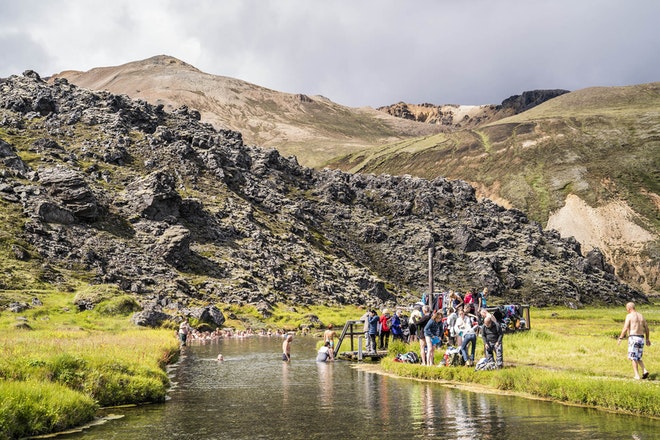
[329,83,660,293]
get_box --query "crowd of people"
[175,287,523,369]
[177,321,291,346]
[361,287,508,368]
[176,296,651,380]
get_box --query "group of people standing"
[410,302,502,368]
[361,287,503,368]
[362,308,407,353]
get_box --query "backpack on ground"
[443,346,464,367]
[394,351,420,364]
[474,357,496,371]
[405,351,419,364]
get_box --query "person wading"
[282,334,293,362]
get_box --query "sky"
[1,0,658,108]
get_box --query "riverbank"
[0,292,179,440]
[374,305,660,418]
[1,292,658,438]
[0,294,362,439]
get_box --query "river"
[59,336,658,439]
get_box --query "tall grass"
[381,304,660,417]
[0,381,96,440]
[0,292,179,439]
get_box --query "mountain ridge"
[49,56,660,296]
[51,55,446,169]
[376,89,570,130]
[0,71,645,315]
[329,82,660,294]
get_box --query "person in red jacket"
[379,309,391,350]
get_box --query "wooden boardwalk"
[333,319,388,361]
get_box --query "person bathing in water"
[282,334,293,361]
[316,341,334,362]
[323,325,337,349]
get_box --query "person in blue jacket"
[391,310,404,341]
[367,310,380,354]
[423,310,444,366]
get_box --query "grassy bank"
[2,292,658,438]
[381,304,660,417]
[0,291,179,440]
[0,294,361,439]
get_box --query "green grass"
[0,380,96,440]
[381,304,660,417]
[0,290,179,439]
[2,293,659,438]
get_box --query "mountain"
[49,56,658,296]
[376,90,569,130]
[51,55,444,169]
[0,71,645,316]
[329,83,660,295]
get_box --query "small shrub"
[387,339,409,356]
[96,295,141,316]
[72,285,123,309]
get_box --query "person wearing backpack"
[367,310,379,354]
[408,306,422,342]
[391,310,404,341]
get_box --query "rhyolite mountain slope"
[0,71,646,317]
[331,83,660,295]
[52,56,657,298]
[52,55,445,169]
[376,89,569,130]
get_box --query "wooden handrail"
[333,319,364,358]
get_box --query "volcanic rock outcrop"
[0,71,646,311]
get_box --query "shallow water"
[60,336,658,439]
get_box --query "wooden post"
[428,240,435,309]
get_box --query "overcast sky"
[1,0,658,107]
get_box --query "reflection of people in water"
[282,359,291,406]
[317,358,334,408]
[421,384,436,434]
[316,341,334,362]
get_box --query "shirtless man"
[323,325,337,349]
[178,319,192,346]
[282,334,293,362]
[618,302,651,379]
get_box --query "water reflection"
[59,337,658,440]
[282,361,290,407]
[316,361,334,410]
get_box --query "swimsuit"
[627,335,645,361]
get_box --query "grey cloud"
[1,0,658,107]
